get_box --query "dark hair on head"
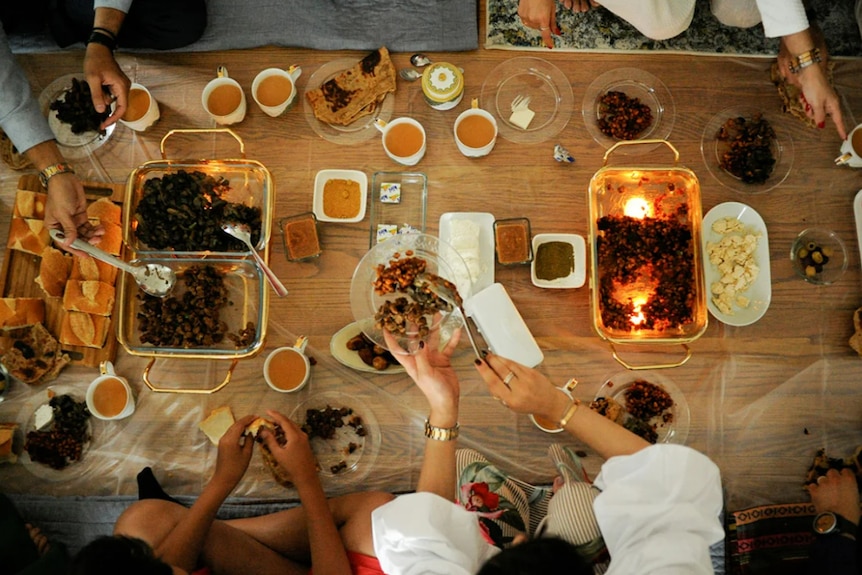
[477,537,592,575]
[71,535,173,575]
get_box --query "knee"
[710,0,762,29]
[114,499,184,541]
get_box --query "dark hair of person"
[71,535,172,575]
[477,536,592,575]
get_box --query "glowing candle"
[623,196,653,219]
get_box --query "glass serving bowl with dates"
[350,233,473,354]
[591,370,690,445]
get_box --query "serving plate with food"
[480,57,573,144]
[439,212,495,294]
[330,320,405,374]
[591,370,689,445]
[289,391,380,484]
[700,107,793,194]
[17,388,93,481]
[303,49,396,145]
[350,232,472,354]
[39,74,116,157]
[582,68,674,154]
[702,202,771,326]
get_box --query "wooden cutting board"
[0,175,125,367]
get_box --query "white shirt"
[372,444,723,575]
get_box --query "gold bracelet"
[789,48,821,74]
[559,399,581,427]
[424,419,460,441]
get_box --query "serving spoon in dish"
[220,222,288,297]
[49,229,176,297]
[414,273,482,360]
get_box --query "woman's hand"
[212,414,256,493]
[384,327,461,427]
[474,352,570,422]
[260,410,319,486]
[518,0,560,48]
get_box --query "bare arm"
[476,353,649,460]
[85,7,130,128]
[154,414,256,572]
[261,410,352,575]
[385,328,462,499]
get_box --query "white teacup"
[835,123,862,168]
[375,117,426,166]
[529,379,578,434]
[263,337,311,393]
[252,65,302,117]
[120,83,160,132]
[202,66,247,125]
[454,98,498,158]
[86,360,135,421]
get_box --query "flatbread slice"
[305,47,396,126]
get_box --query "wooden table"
[1,43,861,513]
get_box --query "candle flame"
[630,296,648,326]
[623,197,652,219]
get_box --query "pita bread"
[305,47,396,126]
[245,418,294,488]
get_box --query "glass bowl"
[350,232,472,353]
[790,228,848,285]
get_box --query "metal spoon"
[220,223,288,297]
[410,53,433,67]
[414,273,482,360]
[49,229,176,297]
[399,68,423,82]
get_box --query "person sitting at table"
[71,413,393,575]
[806,467,860,574]
[50,1,207,129]
[518,0,847,139]
[0,24,104,254]
[371,330,725,574]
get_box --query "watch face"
[814,512,837,534]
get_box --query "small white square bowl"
[312,169,368,223]
[530,233,586,288]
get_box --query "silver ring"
[817,475,826,484]
[503,372,516,386]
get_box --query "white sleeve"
[754,0,809,37]
[592,445,724,575]
[94,0,133,13]
[372,492,500,575]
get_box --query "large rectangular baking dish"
[588,140,707,369]
[123,129,273,256]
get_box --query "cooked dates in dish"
[49,78,110,135]
[133,170,262,252]
[301,405,366,475]
[346,331,396,370]
[716,114,776,184]
[24,394,91,470]
[137,264,255,348]
[598,90,653,140]
[623,380,673,421]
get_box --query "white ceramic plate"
[38,74,116,160]
[853,190,862,262]
[702,202,771,327]
[312,169,368,223]
[594,370,689,445]
[330,321,405,374]
[530,233,586,289]
[439,212,495,294]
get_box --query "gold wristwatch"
[424,419,459,441]
[39,162,76,188]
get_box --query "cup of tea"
[529,378,578,434]
[835,123,862,168]
[202,66,247,125]
[120,83,160,132]
[252,65,302,117]
[264,336,311,393]
[374,117,426,166]
[86,360,135,421]
[454,98,498,158]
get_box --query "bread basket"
[588,140,707,370]
[118,129,272,393]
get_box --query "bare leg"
[115,491,395,575]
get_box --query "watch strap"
[424,419,459,441]
[814,512,858,537]
[39,162,76,188]
[87,30,117,51]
